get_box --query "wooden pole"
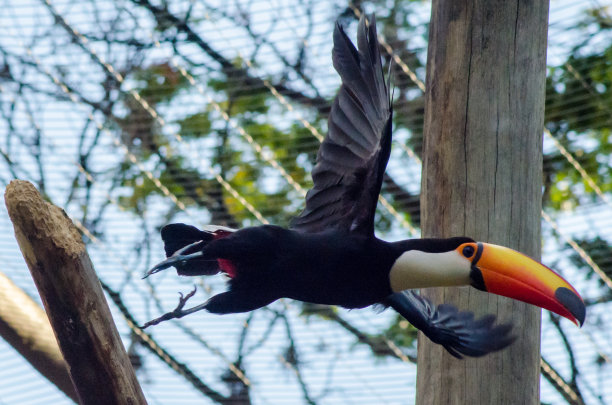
[0,271,78,402]
[4,180,147,405]
[417,1,549,404]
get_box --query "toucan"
[144,15,585,358]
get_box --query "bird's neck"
[388,238,473,293]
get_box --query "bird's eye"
[462,245,475,258]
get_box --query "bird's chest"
[277,237,394,308]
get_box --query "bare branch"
[549,313,585,402]
[130,0,331,113]
[101,282,235,405]
[280,313,317,405]
[302,304,416,362]
[541,357,586,405]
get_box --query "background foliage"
[0,0,611,404]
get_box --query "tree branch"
[100,281,236,405]
[130,0,331,113]
[5,180,146,404]
[541,357,586,405]
[549,313,586,402]
[280,313,317,405]
[0,271,78,402]
[302,304,416,362]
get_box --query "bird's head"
[389,238,585,326]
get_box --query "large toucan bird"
[144,15,585,358]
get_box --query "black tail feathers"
[161,223,212,257]
[160,223,232,276]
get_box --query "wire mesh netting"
[0,0,611,404]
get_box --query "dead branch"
[4,180,147,405]
[0,271,78,402]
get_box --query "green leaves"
[132,62,190,103]
[383,314,419,351]
[566,236,612,295]
[177,112,212,138]
[544,26,612,210]
[115,58,319,227]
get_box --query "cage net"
[0,0,611,404]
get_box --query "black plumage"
[144,15,584,358]
[291,16,391,235]
[382,291,515,359]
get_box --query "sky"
[0,0,611,404]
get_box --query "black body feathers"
[150,16,516,358]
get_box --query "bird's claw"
[143,240,205,279]
[176,286,198,310]
[141,286,198,328]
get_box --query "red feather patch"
[213,229,236,278]
[218,259,237,278]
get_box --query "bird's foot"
[141,286,201,328]
[143,241,205,278]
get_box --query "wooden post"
[417,1,549,404]
[4,180,147,405]
[0,271,78,402]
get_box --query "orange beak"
[457,242,586,326]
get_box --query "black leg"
[141,288,278,328]
[205,290,277,314]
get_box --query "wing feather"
[291,15,392,235]
[383,291,516,358]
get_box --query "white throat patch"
[389,250,471,292]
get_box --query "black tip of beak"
[555,287,586,327]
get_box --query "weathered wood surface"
[417,1,549,404]
[0,271,78,402]
[4,180,147,405]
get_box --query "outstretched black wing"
[291,15,392,236]
[383,291,516,358]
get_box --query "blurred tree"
[1,0,611,403]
